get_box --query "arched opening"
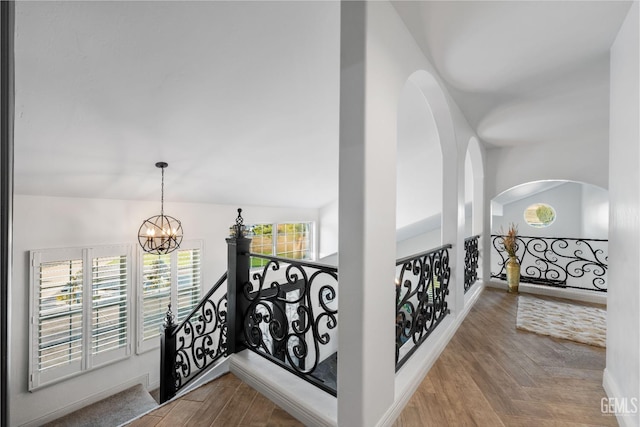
[464,150,473,236]
[464,136,484,290]
[465,136,484,237]
[490,180,609,298]
[395,76,443,257]
[393,69,461,366]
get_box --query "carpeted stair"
[43,384,158,427]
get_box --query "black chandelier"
[138,162,183,254]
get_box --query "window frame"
[136,240,203,354]
[29,245,132,390]
[249,222,316,268]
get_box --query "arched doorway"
[395,76,443,256]
[490,180,609,300]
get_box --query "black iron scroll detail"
[161,273,228,403]
[491,235,608,292]
[464,235,480,293]
[243,254,338,396]
[395,244,452,371]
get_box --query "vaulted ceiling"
[14,1,631,209]
[393,1,632,148]
[14,1,341,208]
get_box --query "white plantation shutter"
[37,258,84,372]
[138,241,202,353]
[91,253,129,365]
[176,249,201,321]
[141,253,171,341]
[30,246,131,390]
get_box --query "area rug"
[516,295,606,348]
[43,384,158,427]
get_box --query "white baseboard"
[230,351,337,427]
[377,281,485,427]
[176,357,230,397]
[602,368,640,427]
[23,374,151,427]
[488,280,606,305]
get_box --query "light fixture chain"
[160,164,165,218]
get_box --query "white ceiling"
[14,1,340,208]
[393,0,632,148]
[14,1,632,209]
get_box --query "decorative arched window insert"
[524,203,556,228]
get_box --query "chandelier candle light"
[138,162,183,254]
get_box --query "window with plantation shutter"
[177,248,200,321]
[30,246,131,390]
[141,253,171,341]
[137,241,202,353]
[37,257,83,374]
[91,254,128,363]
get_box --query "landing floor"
[130,287,614,426]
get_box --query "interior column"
[337,2,396,426]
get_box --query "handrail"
[491,234,608,292]
[249,252,338,272]
[244,253,339,395]
[396,243,453,266]
[464,235,480,293]
[495,234,607,242]
[160,272,228,403]
[171,271,228,337]
[395,244,451,370]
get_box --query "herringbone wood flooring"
[128,373,303,427]
[394,287,615,427]
[130,287,614,426]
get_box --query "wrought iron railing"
[464,235,480,293]
[160,273,228,403]
[395,244,451,371]
[244,253,338,396]
[491,235,608,292]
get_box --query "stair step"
[43,384,158,427]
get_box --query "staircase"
[43,384,158,427]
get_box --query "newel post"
[226,208,251,354]
[159,304,177,403]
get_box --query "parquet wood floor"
[128,373,303,427]
[130,287,614,426]
[393,287,615,427]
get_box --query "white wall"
[11,194,317,426]
[337,2,478,426]
[396,79,443,231]
[486,138,609,199]
[605,3,640,426]
[396,228,442,259]
[318,199,339,259]
[492,182,584,238]
[582,184,609,240]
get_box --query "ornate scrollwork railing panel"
[491,235,608,292]
[395,244,452,371]
[245,254,338,396]
[464,235,480,293]
[171,273,228,392]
